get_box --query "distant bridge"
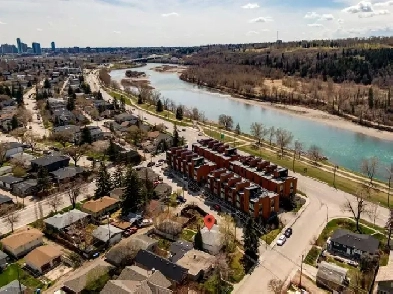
[120,55,163,64]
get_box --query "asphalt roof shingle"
[330,229,380,254]
[44,209,89,230]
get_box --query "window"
[270,198,275,205]
[280,185,283,191]
[290,182,293,188]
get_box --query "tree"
[67,96,75,111]
[176,106,183,120]
[293,140,303,172]
[37,167,51,195]
[194,229,203,250]
[106,139,120,162]
[44,79,51,89]
[122,167,143,215]
[68,186,81,209]
[368,87,374,109]
[172,124,180,147]
[243,218,260,261]
[11,115,19,130]
[16,85,23,105]
[80,126,93,145]
[268,279,284,294]
[235,123,241,135]
[360,253,379,273]
[65,145,86,166]
[120,95,126,111]
[95,162,112,199]
[68,86,73,96]
[268,126,275,145]
[51,131,73,148]
[342,185,371,232]
[127,126,146,146]
[112,165,124,188]
[0,144,7,166]
[361,156,379,186]
[47,193,64,212]
[218,114,233,131]
[10,128,25,142]
[308,144,322,164]
[24,131,40,151]
[275,128,293,157]
[250,122,264,145]
[1,208,20,233]
[156,99,164,112]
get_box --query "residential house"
[81,196,120,218]
[24,245,62,274]
[327,229,380,260]
[156,132,173,148]
[154,183,172,198]
[176,249,215,281]
[316,261,349,292]
[1,228,43,258]
[62,260,113,294]
[0,175,23,190]
[44,209,90,231]
[373,252,393,294]
[0,250,8,270]
[9,153,36,169]
[52,125,81,143]
[134,250,188,286]
[0,166,12,176]
[12,179,38,197]
[114,113,138,124]
[47,98,67,111]
[147,131,160,142]
[200,224,224,255]
[92,225,123,246]
[0,280,27,294]
[101,266,172,294]
[3,142,23,158]
[0,194,13,207]
[31,155,70,173]
[132,235,158,252]
[50,166,84,184]
[169,241,193,262]
[52,109,76,126]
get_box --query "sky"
[0,0,392,47]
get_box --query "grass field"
[0,264,43,289]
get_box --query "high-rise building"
[21,43,27,53]
[51,41,55,52]
[32,42,42,55]
[1,44,18,54]
[16,38,22,53]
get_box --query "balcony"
[221,192,225,199]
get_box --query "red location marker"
[204,214,215,231]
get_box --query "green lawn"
[263,228,281,245]
[0,264,43,289]
[180,229,196,242]
[304,246,322,266]
[228,250,245,283]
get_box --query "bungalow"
[81,196,120,218]
[134,250,188,286]
[31,155,70,173]
[92,225,123,246]
[0,194,13,207]
[316,261,349,292]
[3,142,23,158]
[9,152,36,169]
[0,175,23,190]
[1,228,43,258]
[0,280,26,293]
[25,245,62,274]
[327,229,380,260]
[12,179,38,197]
[52,109,76,125]
[200,224,224,255]
[114,113,138,124]
[44,209,90,231]
[50,166,84,183]
[169,240,193,262]
[0,250,8,270]
[176,249,215,281]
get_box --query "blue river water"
[110,64,393,178]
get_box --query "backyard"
[0,264,44,290]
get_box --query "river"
[110,63,393,177]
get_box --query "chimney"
[194,254,196,259]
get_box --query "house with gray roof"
[0,280,26,294]
[169,240,193,262]
[0,175,23,190]
[50,166,84,183]
[12,179,38,197]
[114,113,138,124]
[31,155,70,172]
[316,261,349,292]
[0,194,13,207]
[44,209,90,231]
[92,225,123,246]
[0,250,8,270]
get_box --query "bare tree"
[268,279,284,294]
[219,213,236,252]
[218,114,233,131]
[292,140,303,172]
[342,185,371,232]
[1,207,20,233]
[0,143,7,166]
[268,126,275,145]
[47,193,64,212]
[308,144,322,164]
[361,156,379,186]
[214,253,231,281]
[65,145,87,166]
[24,131,40,152]
[275,128,293,157]
[16,108,32,126]
[155,218,182,236]
[10,128,25,143]
[51,131,73,148]
[250,122,264,145]
[68,186,81,209]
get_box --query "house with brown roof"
[1,228,43,258]
[147,131,160,141]
[81,196,120,218]
[25,245,62,274]
[176,249,215,281]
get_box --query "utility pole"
[333,165,339,188]
[299,255,304,289]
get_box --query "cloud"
[0,20,6,25]
[241,3,259,9]
[36,28,43,31]
[337,18,344,24]
[249,16,273,23]
[261,29,270,32]
[246,30,259,36]
[161,12,179,17]
[304,12,334,21]
[308,23,323,27]
[113,30,121,34]
[358,9,390,17]
[374,1,393,7]
[342,1,373,13]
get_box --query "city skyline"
[0,0,392,47]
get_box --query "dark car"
[177,196,186,203]
[147,162,155,167]
[284,228,293,238]
[213,204,221,212]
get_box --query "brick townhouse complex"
[166,138,297,220]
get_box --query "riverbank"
[151,65,187,74]
[180,77,393,141]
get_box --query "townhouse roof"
[0,175,23,185]
[31,155,70,167]
[134,250,188,283]
[1,229,43,250]
[24,245,62,269]
[82,196,119,214]
[330,229,379,253]
[12,179,38,192]
[44,209,89,230]
[0,280,26,294]
[316,261,348,285]
[51,166,84,180]
[0,194,13,205]
[92,225,123,242]
[169,241,193,262]
[176,249,215,276]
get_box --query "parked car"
[198,132,203,136]
[139,219,153,227]
[158,159,165,163]
[182,128,186,131]
[276,235,287,246]
[284,228,293,238]
[213,204,221,212]
[155,162,163,167]
[147,162,155,167]
[177,196,186,203]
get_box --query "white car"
[155,162,163,167]
[276,235,287,246]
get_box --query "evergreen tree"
[112,165,124,188]
[235,123,241,135]
[172,124,180,147]
[243,218,260,261]
[16,85,23,105]
[94,162,112,199]
[137,95,143,104]
[156,99,164,112]
[27,81,32,87]
[4,85,11,97]
[368,87,374,109]
[68,86,73,96]
[37,167,51,195]
[11,85,15,97]
[112,98,119,111]
[106,139,119,162]
[67,96,75,111]
[97,91,103,100]
[194,229,203,250]
[120,96,126,111]
[42,91,48,99]
[11,115,19,130]
[44,79,51,89]
[176,106,183,120]
[121,167,143,216]
[81,126,93,145]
